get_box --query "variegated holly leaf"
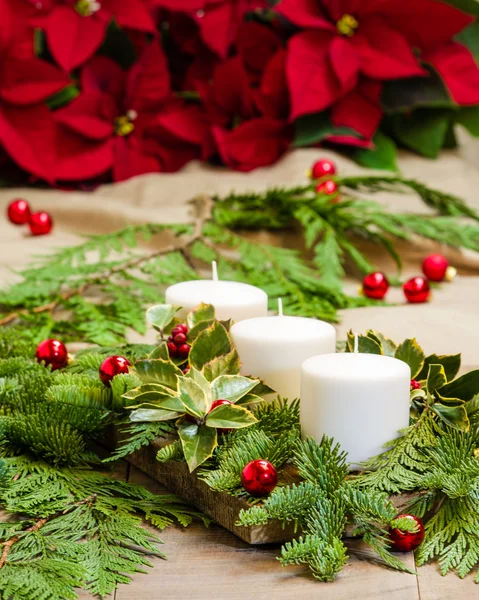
[427,364,447,394]
[439,370,479,401]
[395,338,425,379]
[178,376,210,418]
[187,303,215,329]
[206,403,257,429]
[210,375,259,404]
[367,330,398,357]
[130,408,183,422]
[177,419,217,472]
[189,321,232,371]
[430,403,470,431]
[186,368,212,404]
[202,350,241,381]
[417,353,461,382]
[123,383,176,404]
[146,304,178,332]
[346,330,382,354]
[135,359,183,390]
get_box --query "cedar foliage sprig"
[1,176,479,343]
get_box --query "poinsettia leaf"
[455,19,479,59]
[395,339,425,379]
[187,303,215,328]
[186,368,212,404]
[149,343,170,360]
[130,408,183,422]
[427,364,448,393]
[346,331,382,355]
[367,330,398,357]
[382,68,452,112]
[443,0,479,16]
[202,350,241,382]
[440,370,479,401]
[352,132,398,171]
[146,304,178,332]
[417,354,461,382]
[210,375,259,404]
[178,377,209,418]
[189,322,232,371]
[430,403,470,431]
[205,403,257,429]
[456,105,479,137]
[135,359,182,390]
[391,110,452,158]
[294,111,360,148]
[177,419,217,472]
[46,84,79,110]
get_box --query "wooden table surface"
[78,462,477,600]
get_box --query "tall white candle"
[230,300,336,400]
[300,339,411,467]
[165,262,268,322]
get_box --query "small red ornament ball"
[362,272,389,300]
[241,459,278,497]
[7,199,31,225]
[29,211,53,236]
[315,180,338,196]
[311,158,337,179]
[209,399,232,412]
[389,514,425,552]
[36,339,68,371]
[422,254,448,282]
[99,355,131,386]
[410,380,422,390]
[403,276,430,304]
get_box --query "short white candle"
[300,339,411,467]
[165,261,268,322]
[230,300,336,400]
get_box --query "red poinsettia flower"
[55,44,212,181]
[153,0,268,58]
[276,0,474,119]
[35,0,155,72]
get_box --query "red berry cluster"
[167,323,190,359]
[7,199,53,236]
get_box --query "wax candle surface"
[165,280,268,322]
[230,316,336,400]
[300,353,411,467]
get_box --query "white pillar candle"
[300,338,411,467]
[165,262,268,322]
[230,300,336,400]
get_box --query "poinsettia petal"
[286,31,354,119]
[198,2,233,58]
[81,56,127,105]
[113,136,160,182]
[153,104,209,146]
[329,37,361,91]
[331,79,382,139]
[276,0,335,30]
[103,0,155,32]
[54,135,113,181]
[213,118,291,172]
[55,91,116,140]
[424,42,479,106]
[46,6,107,72]
[354,18,426,80]
[126,43,171,112]
[0,58,69,105]
[257,49,289,119]
[152,0,204,8]
[0,104,56,182]
[236,21,283,80]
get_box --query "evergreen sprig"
[1,175,479,342]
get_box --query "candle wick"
[353,333,359,354]
[212,260,219,282]
[278,298,283,316]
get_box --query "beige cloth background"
[1,134,479,368]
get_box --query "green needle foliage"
[1,175,479,343]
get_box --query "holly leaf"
[149,343,170,360]
[135,359,182,390]
[210,375,259,404]
[130,408,183,422]
[202,350,241,381]
[187,303,215,329]
[391,110,452,159]
[430,403,470,431]
[440,370,479,401]
[205,403,257,429]
[293,111,360,148]
[367,330,397,357]
[352,132,398,171]
[186,368,212,404]
[395,339,425,379]
[346,331,382,354]
[177,419,217,472]
[427,364,448,393]
[123,383,176,403]
[235,394,264,406]
[189,322,232,371]
[417,354,461,382]
[146,304,178,332]
[249,381,276,397]
[178,377,209,418]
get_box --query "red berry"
[174,333,187,344]
[410,380,422,390]
[167,342,178,357]
[362,272,389,300]
[389,514,425,552]
[311,159,337,179]
[178,343,190,358]
[36,339,68,371]
[172,323,188,337]
[29,211,53,236]
[403,277,430,304]
[182,366,190,374]
[7,199,31,225]
[315,180,338,196]
[99,355,131,386]
[209,399,232,412]
[422,254,448,282]
[241,459,278,497]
